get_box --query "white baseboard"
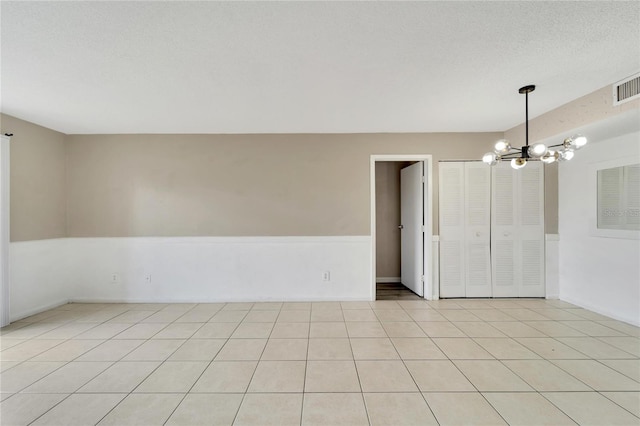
[12,300,70,321]
[560,295,640,327]
[376,277,400,283]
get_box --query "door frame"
[370,155,434,300]
[0,135,10,327]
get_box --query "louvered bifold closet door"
[518,161,545,297]
[464,162,492,297]
[491,161,545,297]
[491,162,518,297]
[439,162,466,297]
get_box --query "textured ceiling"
[1,1,639,134]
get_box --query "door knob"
[475,232,481,237]
[504,232,510,237]
[398,225,404,229]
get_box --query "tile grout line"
[343,303,370,426]
[160,306,238,425]
[83,304,215,425]
[389,303,441,425]
[21,303,175,425]
[2,299,639,425]
[228,303,282,426]
[298,305,313,426]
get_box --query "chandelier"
[482,85,587,169]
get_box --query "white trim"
[65,235,371,244]
[0,135,10,327]
[545,234,560,299]
[431,237,440,299]
[71,296,371,304]
[370,155,434,301]
[376,277,401,283]
[561,294,640,327]
[12,300,69,322]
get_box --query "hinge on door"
[421,275,425,282]
[421,225,425,232]
[422,176,425,183]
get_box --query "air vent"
[613,73,640,106]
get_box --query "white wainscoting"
[64,236,371,304]
[545,234,560,299]
[11,236,364,314]
[9,236,371,320]
[10,239,72,321]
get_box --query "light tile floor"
[0,299,638,425]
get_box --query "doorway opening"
[370,155,433,301]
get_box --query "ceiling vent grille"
[613,73,640,106]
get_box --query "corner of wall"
[10,238,72,321]
[63,132,71,239]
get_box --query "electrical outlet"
[322,271,331,282]
[145,274,152,283]
[111,273,120,283]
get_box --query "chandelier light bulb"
[527,143,548,158]
[511,158,527,169]
[541,150,559,164]
[494,139,511,154]
[572,134,588,149]
[482,152,499,165]
[559,150,575,161]
[564,134,588,151]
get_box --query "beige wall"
[12,81,631,241]
[375,162,402,278]
[66,133,501,237]
[505,84,640,235]
[0,114,67,242]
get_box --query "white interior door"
[491,161,545,297]
[439,162,491,298]
[518,162,545,297]
[438,162,466,297]
[400,162,424,296]
[439,162,465,297]
[464,162,492,297]
[491,162,518,297]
